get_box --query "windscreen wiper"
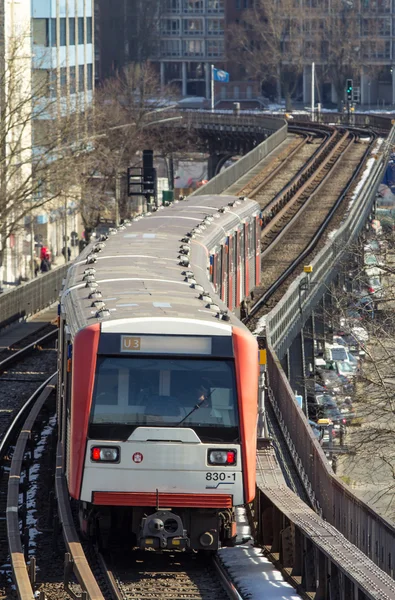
[176,388,216,426]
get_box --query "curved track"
[0,325,57,598]
[242,126,376,322]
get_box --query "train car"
[57,194,260,552]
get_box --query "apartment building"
[159,0,226,97]
[32,0,94,117]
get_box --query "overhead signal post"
[346,79,353,123]
[127,149,157,211]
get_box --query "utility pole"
[115,171,120,227]
[311,62,315,122]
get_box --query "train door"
[228,235,234,310]
[216,250,222,297]
[221,242,228,305]
[244,222,249,298]
[255,216,261,286]
[238,227,245,305]
[61,325,73,472]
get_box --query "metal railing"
[189,119,287,196]
[0,112,286,330]
[261,125,395,575]
[265,128,393,358]
[0,265,68,329]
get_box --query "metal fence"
[0,265,68,328]
[267,347,395,578]
[294,112,393,133]
[189,119,287,197]
[263,125,395,575]
[266,126,394,358]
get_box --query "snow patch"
[218,546,302,599]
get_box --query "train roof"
[61,194,260,339]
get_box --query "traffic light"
[346,79,353,101]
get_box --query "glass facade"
[32,0,94,103]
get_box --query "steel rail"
[246,130,376,320]
[6,373,57,600]
[97,549,245,600]
[0,329,57,375]
[238,130,315,197]
[266,124,334,197]
[260,130,351,240]
[211,555,244,600]
[260,131,355,255]
[55,441,105,600]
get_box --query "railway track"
[0,325,57,598]
[243,125,376,324]
[99,550,241,600]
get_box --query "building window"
[161,39,181,56]
[87,17,92,43]
[183,0,204,14]
[69,18,75,45]
[32,69,50,96]
[70,66,76,94]
[161,18,180,35]
[60,67,67,92]
[183,39,204,56]
[87,64,93,90]
[60,18,66,46]
[78,17,84,44]
[362,17,391,36]
[164,0,180,12]
[33,19,48,46]
[207,39,224,57]
[362,40,391,58]
[79,65,85,92]
[207,19,224,34]
[51,19,57,46]
[183,19,204,34]
[207,0,225,12]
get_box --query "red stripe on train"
[92,492,233,508]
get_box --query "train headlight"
[91,446,120,463]
[208,449,236,466]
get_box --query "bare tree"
[310,0,361,110]
[228,0,305,107]
[78,62,191,235]
[320,236,395,519]
[0,33,84,282]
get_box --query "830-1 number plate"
[206,473,236,481]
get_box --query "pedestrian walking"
[34,256,40,277]
[62,246,71,261]
[40,254,51,273]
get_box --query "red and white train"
[57,194,260,551]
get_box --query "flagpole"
[211,64,214,111]
[311,62,315,122]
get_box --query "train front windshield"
[89,356,239,442]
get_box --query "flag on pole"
[213,68,230,83]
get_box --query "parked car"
[364,268,385,300]
[364,252,380,268]
[307,393,337,420]
[334,333,366,355]
[316,418,341,445]
[332,359,355,381]
[345,351,361,373]
[316,368,354,394]
[324,344,349,362]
